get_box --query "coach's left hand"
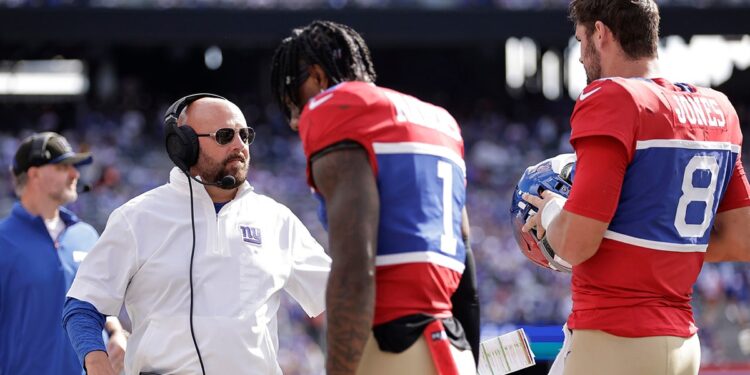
[107,329,128,374]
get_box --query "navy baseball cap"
[12,132,93,175]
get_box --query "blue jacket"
[0,202,98,375]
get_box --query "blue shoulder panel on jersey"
[375,152,466,266]
[608,144,736,249]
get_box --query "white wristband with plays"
[540,194,567,230]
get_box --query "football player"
[271,20,479,375]
[520,1,750,374]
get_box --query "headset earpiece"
[165,122,200,172]
[163,93,227,172]
[29,132,53,167]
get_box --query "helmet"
[510,153,576,273]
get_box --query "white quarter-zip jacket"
[68,167,331,375]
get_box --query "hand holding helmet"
[510,153,576,273]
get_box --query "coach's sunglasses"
[196,127,255,146]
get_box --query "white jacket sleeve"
[282,212,331,317]
[67,208,138,316]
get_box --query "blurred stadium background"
[1,1,749,374]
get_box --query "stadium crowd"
[1,92,748,373]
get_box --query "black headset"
[12,132,54,175]
[30,132,53,164]
[164,93,227,172]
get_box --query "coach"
[0,132,127,374]
[62,95,331,375]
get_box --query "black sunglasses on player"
[196,127,255,146]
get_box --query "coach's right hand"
[84,351,117,375]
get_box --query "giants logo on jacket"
[240,225,262,245]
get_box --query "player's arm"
[707,207,750,261]
[524,82,633,265]
[706,155,750,262]
[539,200,608,266]
[451,207,480,365]
[311,145,379,375]
[523,136,626,266]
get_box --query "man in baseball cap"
[0,132,128,375]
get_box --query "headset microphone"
[78,184,92,193]
[218,175,236,189]
[188,175,236,189]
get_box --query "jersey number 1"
[437,160,458,255]
[674,155,719,238]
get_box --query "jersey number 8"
[674,155,719,238]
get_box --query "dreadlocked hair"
[270,20,377,117]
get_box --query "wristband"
[540,195,566,230]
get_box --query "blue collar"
[11,202,80,227]
[213,201,229,214]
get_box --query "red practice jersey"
[297,81,468,325]
[565,77,750,337]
